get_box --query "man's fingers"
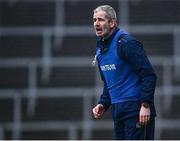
[93,112,101,119]
[92,107,100,118]
[139,115,150,125]
[92,108,96,114]
[92,104,105,119]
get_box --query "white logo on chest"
[100,64,116,71]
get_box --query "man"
[92,5,157,140]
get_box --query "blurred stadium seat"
[0,0,180,139]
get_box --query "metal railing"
[0,56,180,139]
[1,0,180,139]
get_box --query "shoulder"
[119,34,142,45]
[118,34,144,54]
[117,34,145,58]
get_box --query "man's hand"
[139,104,150,125]
[92,104,105,119]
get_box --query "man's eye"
[99,19,104,21]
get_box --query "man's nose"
[94,20,100,26]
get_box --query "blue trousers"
[112,101,155,140]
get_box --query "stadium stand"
[0,0,180,139]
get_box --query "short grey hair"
[94,5,117,21]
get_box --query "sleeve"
[97,63,111,111]
[118,38,157,104]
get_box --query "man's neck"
[100,27,119,47]
[103,27,117,40]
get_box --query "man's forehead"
[93,10,108,18]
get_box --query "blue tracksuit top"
[96,28,157,111]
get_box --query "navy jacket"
[96,28,157,114]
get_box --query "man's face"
[93,10,114,38]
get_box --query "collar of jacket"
[98,27,120,49]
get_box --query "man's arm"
[97,63,111,111]
[118,37,157,104]
[92,63,111,119]
[98,82,111,111]
[118,36,157,124]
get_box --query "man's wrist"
[141,102,150,108]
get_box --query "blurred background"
[0,0,180,139]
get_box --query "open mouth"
[96,28,102,33]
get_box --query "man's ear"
[109,19,116,28]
